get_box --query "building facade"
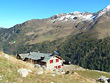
[46,56,63,70]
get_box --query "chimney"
[41,56,45,60]
[29,51,31,55]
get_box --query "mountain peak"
[106,5,110,10]
[103,5,110,11]
[98,5,110,17]
[50,11,95,22]
[73,11,80,14]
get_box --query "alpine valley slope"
[1,52,110,83]
[0,5,110,55]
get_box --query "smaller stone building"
[17,51,63,70]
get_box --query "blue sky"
[0,0,110,28]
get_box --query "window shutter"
[50,60,53,63]
[59,65,61,68]
[57,59,59,62]
[50,60,52,63]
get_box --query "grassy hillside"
[1,51,110,83]
[0,20,79,55]
[1,11,110,55]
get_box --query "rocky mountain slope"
[0,5,110,43]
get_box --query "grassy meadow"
[0,51,110,83]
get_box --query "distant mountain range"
[0,5,110,50]
[0,5,110,71]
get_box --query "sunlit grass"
[1,51,109,83]
[76,69,110,79]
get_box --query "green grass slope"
[0,52,110,83]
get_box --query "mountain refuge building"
[17,51,63,70]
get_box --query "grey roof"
[19,52,53,62]
[19,53,29,60]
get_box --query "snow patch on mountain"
[98,5,110,17]
[51,11,95,22]
[73,11,80,14]
[106,5,110,10]
[51,5,110,23]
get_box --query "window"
[56,59,59,62]
[50,60,53,64]
[58,65,61,68]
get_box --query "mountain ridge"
[0,5,110,54]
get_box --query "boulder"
[42,66,48,70]
[4,54,9,59]
[17,68,32,77]
[34,64,43,70]
[51,74,56,77]
[65,71,70,74]
[56,69,65,75]
[0,75,3,80]
[97,76,110,83]
[0,75,4,77]
[61,71,65,75]
[36,71,43,75]
[34,64,41,68]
